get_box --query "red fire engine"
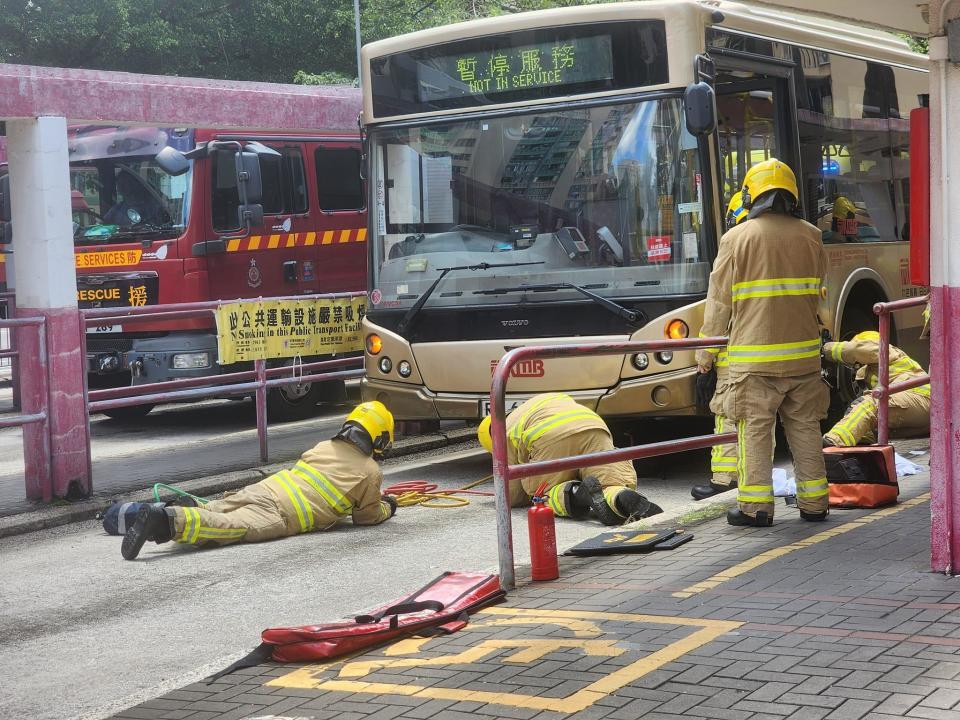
[0,122,367,421]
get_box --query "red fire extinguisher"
[528,482,559,581]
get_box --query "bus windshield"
[68,128,191,245]
[369,96,709,310]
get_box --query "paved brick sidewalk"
[111,472,960,720]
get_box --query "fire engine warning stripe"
[671,492,931,598]
[223,230,366,252]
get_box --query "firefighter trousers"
[711,414,739,489]
[170,482,292,547]
[824,391,929,447]
[725,372,829,518]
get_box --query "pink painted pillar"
[929,2,960,573]
[7,117,91,500]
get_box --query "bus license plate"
[87,324,121,334]
[480,397,526,416]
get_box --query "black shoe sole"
[581,476,623,526]
[618,492,655,523]
[121,506,152,560]
[727,509,773,527]
[799,511,828,522]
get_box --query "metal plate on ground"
[565,528,677,556]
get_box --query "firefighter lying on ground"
[821,331,930,447]
[121,402,398,560]
[477,393,662,525]
[692,191,748,501]
[697,158,830,527]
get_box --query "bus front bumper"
[361,367,699,420]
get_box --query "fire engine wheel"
[102,404,155,420]
[267,381,325,422]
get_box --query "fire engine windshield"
[68,128,191,245]
[369,96,709,310]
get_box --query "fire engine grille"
[85,337,134,354]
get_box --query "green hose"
[152,483,209,505]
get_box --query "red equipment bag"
[211,571,505,680]
[824,445,899,509]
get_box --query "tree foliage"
[0,0,587,84]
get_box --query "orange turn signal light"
[365,334,383,355]
[666,319,689,340]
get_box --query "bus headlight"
[366,334,383,355]
[397,360,412,378]
[631,353,649,371]
[379,356,393,374]
[172,352,210,369]
[655,351,673,365]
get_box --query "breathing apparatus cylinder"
[528,492,559,581]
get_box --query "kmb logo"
[490,359,545,377]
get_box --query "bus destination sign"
[421,34,614,102]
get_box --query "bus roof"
[361,0,926,123]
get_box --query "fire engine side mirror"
[239,203,264,229]
[0,174,11,245]
[155,146,190,177]
[236,151,263,206]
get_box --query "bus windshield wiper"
[396,261,544,335]
[474,282,640,323]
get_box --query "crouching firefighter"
[821,331,930,447]
[477,393,662,525]
[121,402,398,560]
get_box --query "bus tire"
[827,305,876,424]
[102,404,155,420]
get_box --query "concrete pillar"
[929,0,960,573]
[7,117,90,500]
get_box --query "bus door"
[712,54,801,218]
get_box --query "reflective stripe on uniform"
[731,277,820,302]
[727,338,821,364]
[180,507,200,544]
[292,460,352,515]
[890,356,924,375]
[545,484,569,517]
[602,486,625,517]
[831,343,844,363]
[509,393,570,449]
[910,384,931,397]
[736,419,746,487]
[712,415,737,472]
[269,471,314,532]
[521,409,598,448]
[738,485,775,503]
[796,477,828,500]
[831,397,876,446]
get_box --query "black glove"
[382,494,398,517]
[695,366,717,412]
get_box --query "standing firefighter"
[121,402,398,560]
[692,191,748,501]
[478,393,662,525]
[822,331,929,446]
[696,159,830,527]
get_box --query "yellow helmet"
[853,330,880,343]
[477,415,493,453]
[725,191,749,228]
[832,195,857,219]
[344,401,394,454]
[741,158,798,207]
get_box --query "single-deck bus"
[358,0,928,421]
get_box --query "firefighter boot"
[565,482,593,519]
[800,508,829,522]
[121,504,174,560]
[691,482,733,501]
[610,487,663,522]
[726,508,773,527]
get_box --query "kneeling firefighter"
[121,402,398,560]
[821,331,929,447]
[477,393,662,525]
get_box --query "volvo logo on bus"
[490,359,545,377]
[501,319,529,327]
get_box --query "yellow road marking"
[267,607,742,713]
[477,616,603,637]
[673,493,931,598]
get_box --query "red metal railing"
[489,336,732,588]
[0,291,20,410]
[0,312,50,500]
[873,295,930,446]
[81,292,366,463]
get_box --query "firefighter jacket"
[823,339,930,398]
[505,393,637,496]
[263,438,392,533]
[697,213,827,377]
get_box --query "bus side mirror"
[684,82,717,135]
[155,146,190,176]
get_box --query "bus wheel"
[102,404,155,420]
[828,306,874,423]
